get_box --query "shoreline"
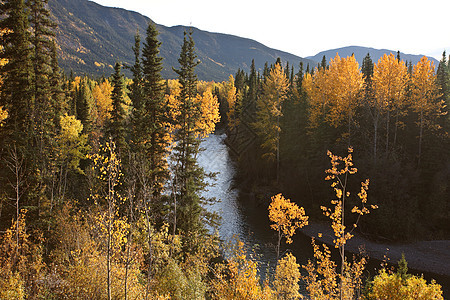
[299,220,450,277]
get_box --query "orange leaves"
[165,79,220,138]
[323,147,376,249]
[268,193,308,244]
[373,53,409,113]
[306,54,363,129]
[327,54,364,127]
[92,79,113,129]
[254,63,290,161]
[196,88,220,138]
[410,56,445,121]
[0,106,7,126]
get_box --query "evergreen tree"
[107,63,127,155]
[172,30,210,234]
[320,55,327,70]
[0,0,33,149]
[140,22,169,204]
[129,32,144,148]
[29,0,57,132]
[436,51,448,106]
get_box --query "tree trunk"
[418,110,424,166]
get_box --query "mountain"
[48,0,315,81]
[307,46,439,67]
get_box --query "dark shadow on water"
[200,132,450,298]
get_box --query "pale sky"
[91,0,449,60]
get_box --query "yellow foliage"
[196,88,220,138]
[306,55,363,133]
[0,106,7,126]
[368,269,443,300]
[166,80,220,139]
[225,75,239,130]
[51,205,146,299]
[211,239,273,300]
[92,79,113,129]
[57,114,89,174]
[302,148,376,299]
[254,63,290,161]
[268,193,308,244]
[273,253,302,300]
[0,210,46,299]
[372,53,409,113]
[326,54,363,128]
[410,56,446,128]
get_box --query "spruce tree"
[107,63,127,155]
[172,30,209,234]
[0,0,33,149]
[436,51,448,106]
[0,0,33,229]
[141,23,169,198]
[129,32,144,148]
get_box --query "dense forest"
[0,0,447,299]
[229,51,449,241]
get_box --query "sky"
[91,0,450,60]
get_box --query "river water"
[198,132,449,298]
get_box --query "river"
[198,132,449,298]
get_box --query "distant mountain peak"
[49,0,315,81]
[306,46,439,66]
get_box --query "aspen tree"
[268,193,308,260]
[372,53,408,156]
[254,63,289,183]
[410,56,445,166]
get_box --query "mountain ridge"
[49,0,315,81]
[49,0,441,81]
[307,45,439,67]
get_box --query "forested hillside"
[0,0,447,299]
[48,0,315,81]
[227,52,449,241]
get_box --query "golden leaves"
[0,106,8,126]
[306,54,363,129]
[268,193,308,244]
[373,53,409,112]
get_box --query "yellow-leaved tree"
[210,238,274,300]
[326,54,363,145]
[196,87,220,138]
[254,63,290,183]
[303,147,377,300]
[372,53,408,157]
[92,79,113,131]
[225,74,240,130]
[268,193,308,259]
[410,56,446,165]
[273,252,302,300]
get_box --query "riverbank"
[300,220,450,277]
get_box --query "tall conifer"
[0,0,33,149]
[107,63,127,155]
[172,30,209,234]
[141,23,169,199]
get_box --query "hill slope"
[49,0,315,81]
[307,46,439,67]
